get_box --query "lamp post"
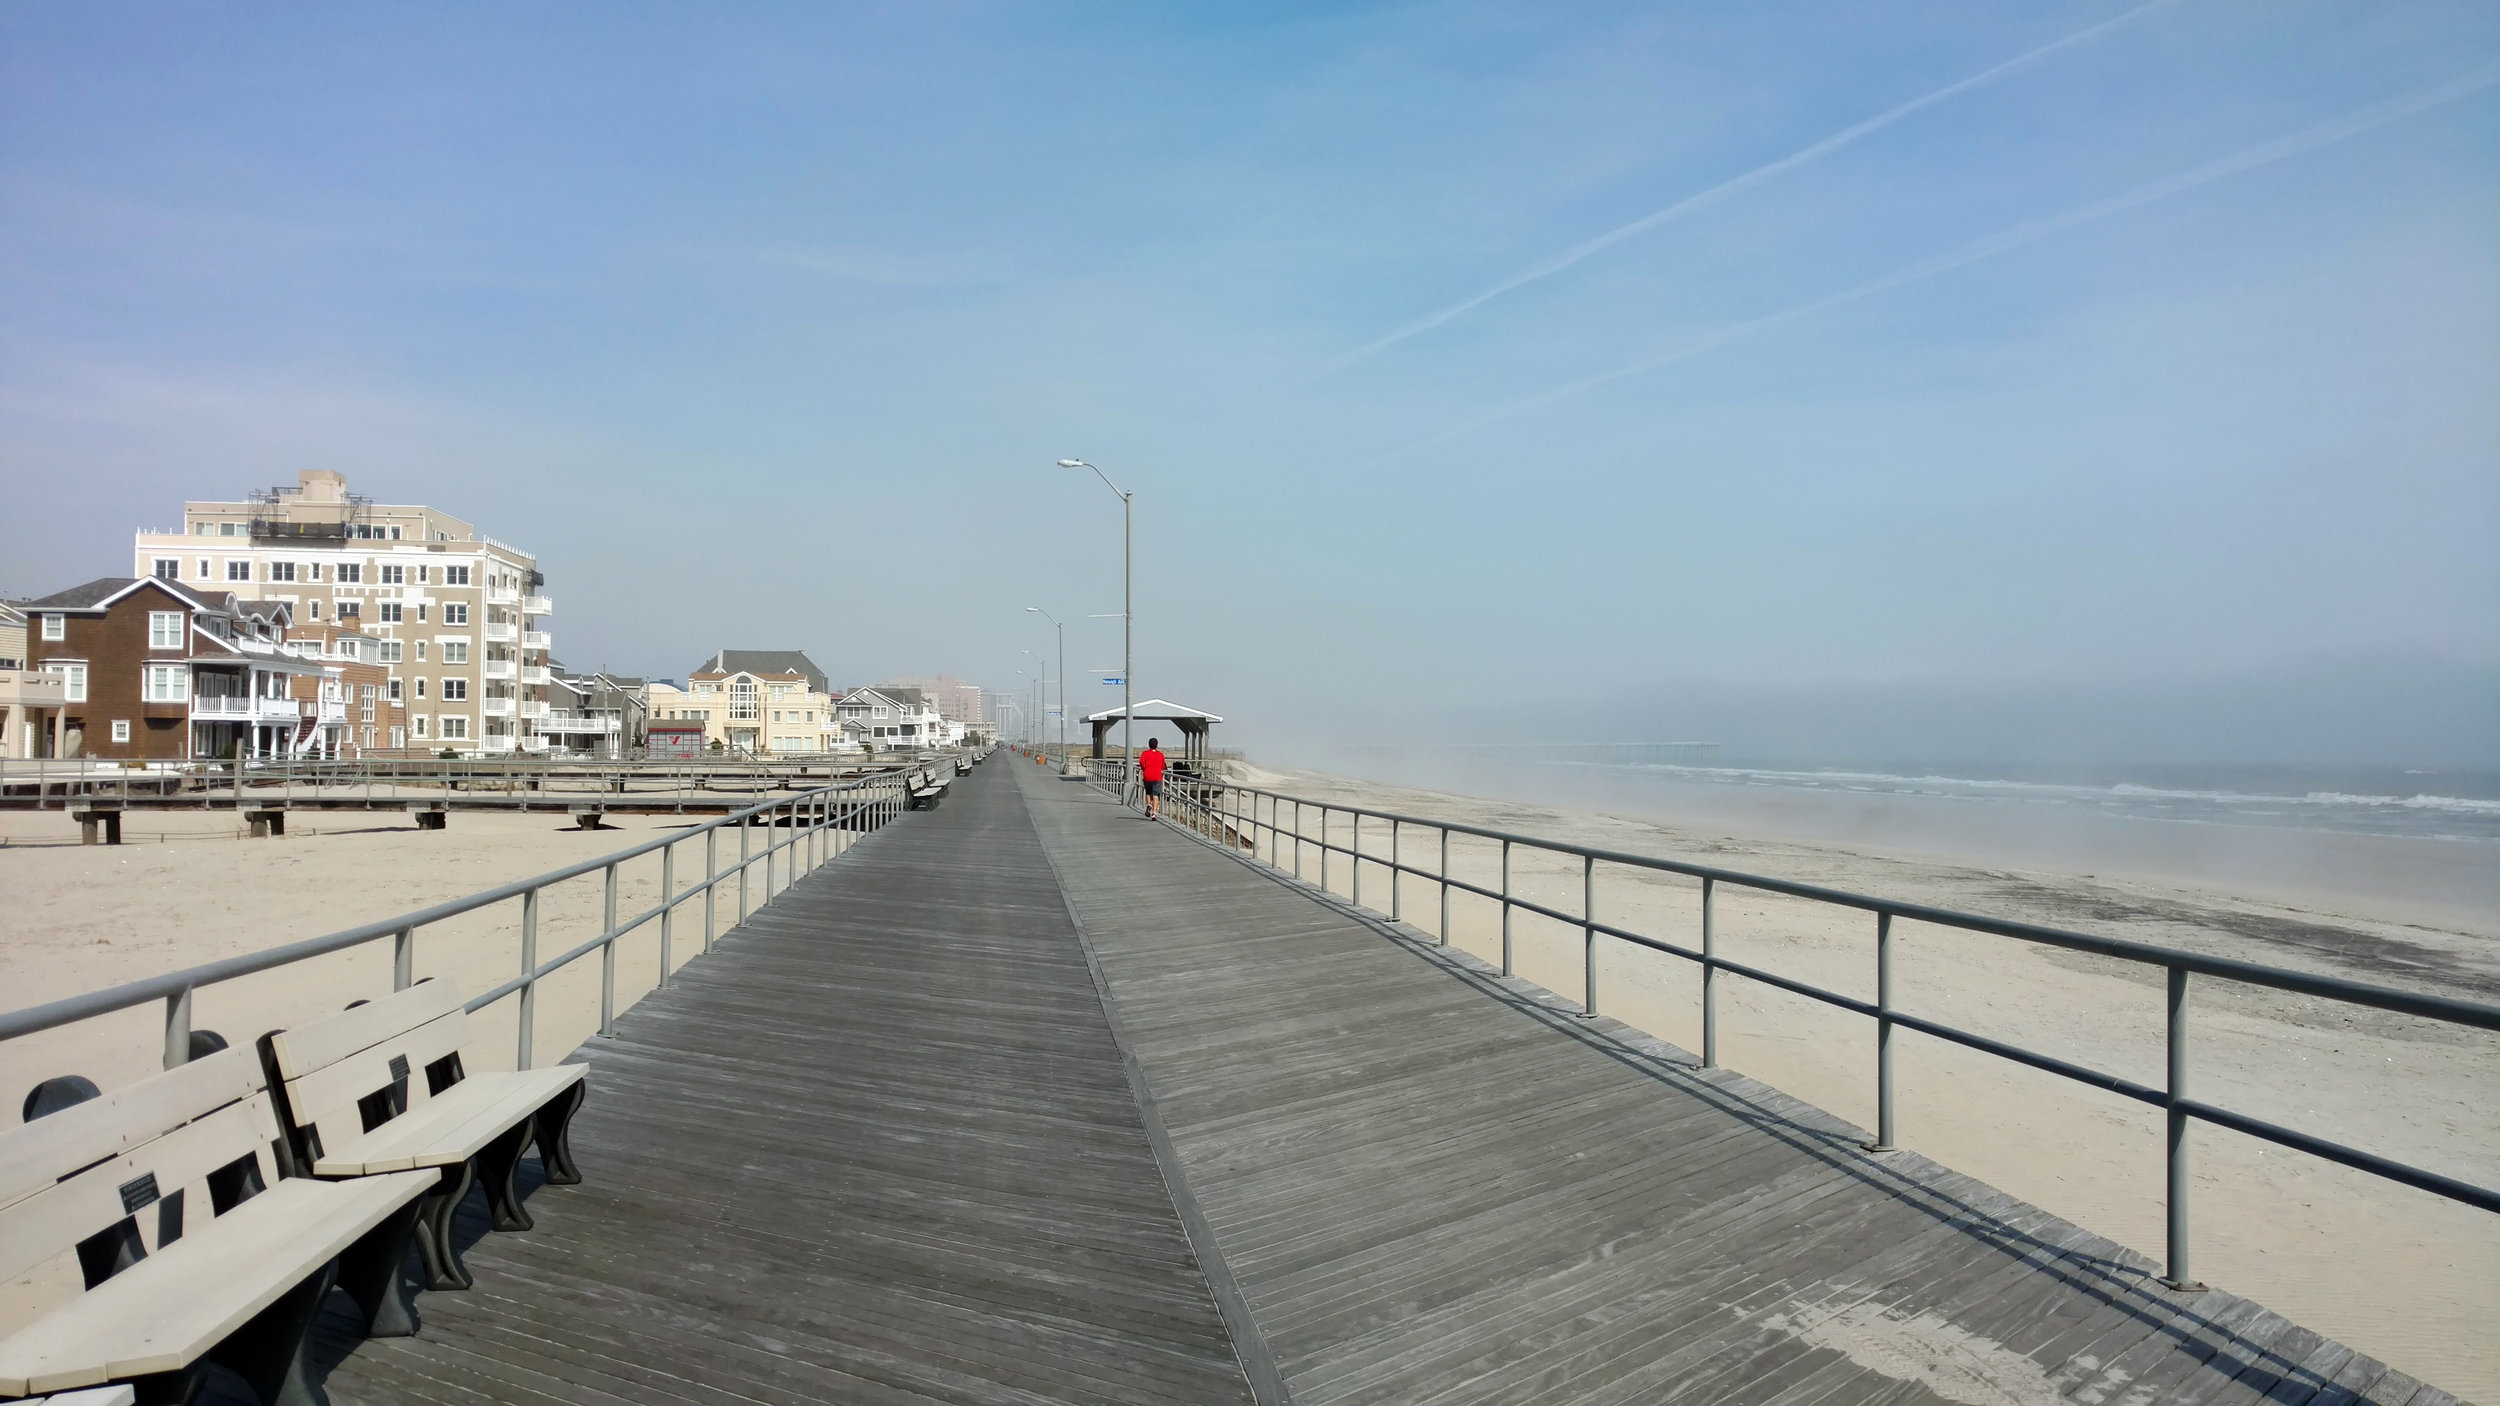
[1021,649,1049,757]
[1056,459,1132,798]
[1026,606,1065,763]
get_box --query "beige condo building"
[130,470,554,755]
[648,650,844,756]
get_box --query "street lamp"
[1056,459,1132,798]
[1021,649,1048,756]
[1026,606,1065,762]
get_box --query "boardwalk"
[320,760,1255,1404]
[316,760,2460,1405]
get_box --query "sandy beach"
[2,778,2492,1397]
[1228,762,2499,1403]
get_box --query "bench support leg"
[337,1196,425,1337]
[209,1257,336,1406]
[535,1081,587,1186]
[478,1121,537,1232]
[415,1161,475,1291]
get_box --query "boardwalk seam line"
[1016,785,1296,1406]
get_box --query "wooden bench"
[0,1050,434,1405]
[259,979,585,1293]
[903,770,950,810]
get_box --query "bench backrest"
[262,977,470,1167]
[0,1048,280,1289]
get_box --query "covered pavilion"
[1084,698,1224,761]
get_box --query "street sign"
[1102,676,1124,685]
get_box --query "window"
[412,715,428,738]
[444,565,471,586]
[416,565,429,583]
[390,726,405,747]
[219,521,238,537]
[415,641,427,661]
[415,677,427,699]
[153,559,179,580]
[388,678,404,701]
[417,605,429,623]
[378,602,402,623]
[439,715,469,739]
[196,559,210,579]
[442,678,467,701]
[193,523,210,536]
[270,561,296,583]
[143,664,189,702]
[227,560,250,582]
[443,603,469,626]
[443,642,470,665]
[40,614,64,641]
[306,563,322,582]
[379,642,402,664]
[379,564,404,585]
[336,600,360,619]
[112,720,131,744]
[149,612,184,649]
[308,600,323,621]
[338,563,362,584]
[46,662,86,702]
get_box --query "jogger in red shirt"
[1139,737,1167,820]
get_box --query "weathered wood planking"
[1010,764,2457,1406]
[319,764,1256,1405]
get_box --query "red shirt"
[1139,748,1167,782]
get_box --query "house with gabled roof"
[646,649,838,756]
[20,576,326,760]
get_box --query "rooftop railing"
[1149,775,2500,1294]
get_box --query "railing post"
[600,862,619,1037]
[393,926,414,991]
[1351,813,1361,907]
[518,887,538,1070]
[1437,826,1449,946]
[1389,818,1400,921]
[1292,801,1302,879]
[163,986,192,1070]
[1869,911,1896,1151]
[1499,839,1513,976]
[659,841,675,988]
[704,824,718,952]
[1321,808,1330,893]
[739,813,751,925]
[1579,854,1597,1018]
[1701,877,1717,1068]
[2164,966,2203,1290]
[764,804,777,904]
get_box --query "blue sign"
[1102,676,1124,685]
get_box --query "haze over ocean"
[1,2,2493,773]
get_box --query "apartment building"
[131,469,553,756]
[284,620,406,756]
[19,577,330,761]
[650,651,841,756]
[545,668,648,758]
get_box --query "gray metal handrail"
[0,758,949,1077]
[1154,776,2500,1293]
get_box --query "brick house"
[21,577,326,761]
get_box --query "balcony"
[541,710,622,733]
[520,665,551,686]
[485,583,520,604]
[521,631,551,651]
[248,518,350,542]
[520,700,551,720]
[483,622,519,643]
[0,671,67,709]
[481,735,519,754]
[482,698,517,718]
[519,734,550,753]
[191,696,306,722]
[522,595,553,615]
[482,660,518,680]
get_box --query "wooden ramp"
[319,761,1257,1404]
[314,760,2461,1405]
[1007,764,2459,1406]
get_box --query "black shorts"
[1143,779,1164,796]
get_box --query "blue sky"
[3,2,2493,761]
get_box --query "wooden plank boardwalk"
[304,758,2465,1404]
[317,761,1256,1404]
[1008,764,2462,1406]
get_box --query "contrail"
[1370,65,2500,465]
[1314,0,2185,378]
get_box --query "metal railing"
[1155,777,2500,1291]
[0,772,914,1079]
